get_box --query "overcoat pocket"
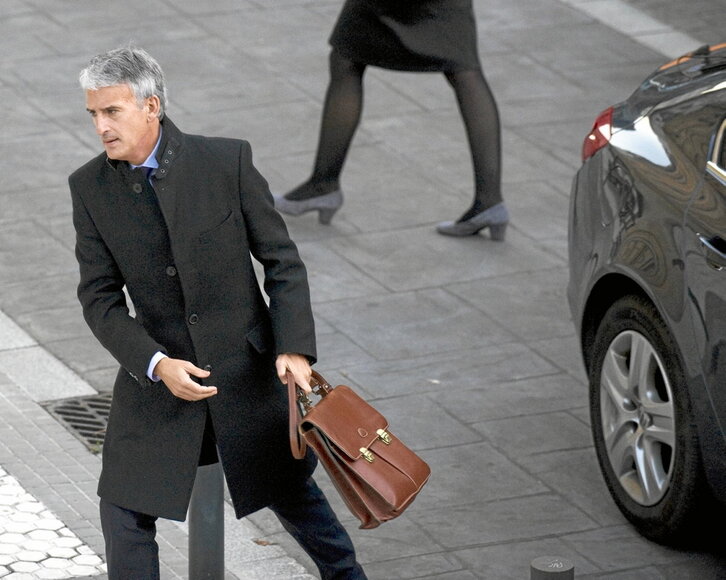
[197,210,234,243]
[246,320,273,354]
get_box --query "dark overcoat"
[69,117,317,521]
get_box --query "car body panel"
[567,44,726,505]
[681,122,726,496]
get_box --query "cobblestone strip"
[0,466,105,578]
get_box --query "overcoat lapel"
[149,126,182,239]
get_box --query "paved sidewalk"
[0,0,724,578]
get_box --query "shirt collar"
[129,128,162,171]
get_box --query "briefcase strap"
[287,370,338,459]
[287,373,307,460]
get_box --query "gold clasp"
[376,429,392,445]
[359,448,374,463]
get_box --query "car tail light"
[582,107,613,161]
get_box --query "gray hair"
[79,46,168,119]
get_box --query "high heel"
[273,189,343,225]
[436,202,510,239]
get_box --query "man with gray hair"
[69,46,366,579]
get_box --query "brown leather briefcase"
[288,371,431,529]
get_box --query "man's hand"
[276,353,312,393]
[153,357,218,401]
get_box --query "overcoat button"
[204,364,212,372]
[165,266,177,277]
[188,314,199,325]
[132,183,143,193]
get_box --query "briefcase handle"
[287,370,333,460]
[310,370,334,395]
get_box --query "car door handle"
[697,234,726,270]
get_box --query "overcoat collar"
[152,117,183,182]
[104,116,184,181]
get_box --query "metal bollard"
[531,556,574,579]
[189,462,225,579]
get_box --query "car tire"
[589,294,709,545]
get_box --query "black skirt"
[329,0,481,72]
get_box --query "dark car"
[567,43,726,546]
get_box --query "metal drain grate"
[44,392,112,453]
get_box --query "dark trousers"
[100,476,367,580]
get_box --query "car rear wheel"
[589,295,709,545]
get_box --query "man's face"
[85,84,160,165]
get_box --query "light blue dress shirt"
[129,129,162,177]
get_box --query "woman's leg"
[285,50,367,201]
[444,68,503,221]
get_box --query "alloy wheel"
[599,329,676,506]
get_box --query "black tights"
[286,50,502,221]
[286,51,365,201]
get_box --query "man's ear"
[146,95,161,121]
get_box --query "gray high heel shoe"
[436,202,510,239]
[273,190,343,225]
